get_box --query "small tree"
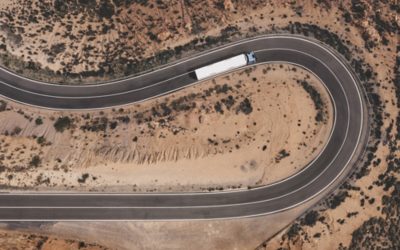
[35,117,43,125]
[36,136,46,145]
[54,116,72,132]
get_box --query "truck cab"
[246,52,256,64]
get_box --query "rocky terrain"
[0,0,398,249]
[0,0,252,84]
[254,1,399,249]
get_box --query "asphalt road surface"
[0,35,368,220]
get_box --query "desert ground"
[0,0,398,249]
[0,228,108,250]
[0,64,332,192]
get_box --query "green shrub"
[35,117,43,125]
[29,155,41,167]
[36,136,46,145]
[54,116,72,132]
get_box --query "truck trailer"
[194,52,256,80]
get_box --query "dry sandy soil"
[0,0,246,84]
[0,228,108,250]
[0,0,398,249]
[0,64,332,192]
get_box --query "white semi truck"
[194,52,256,80]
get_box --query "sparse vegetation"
[299,80,325,122]
[0,1,397,248]
[257,2,397,249]
[0,63,329,195]
[0,1,243,84]
[0,230,109,249]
